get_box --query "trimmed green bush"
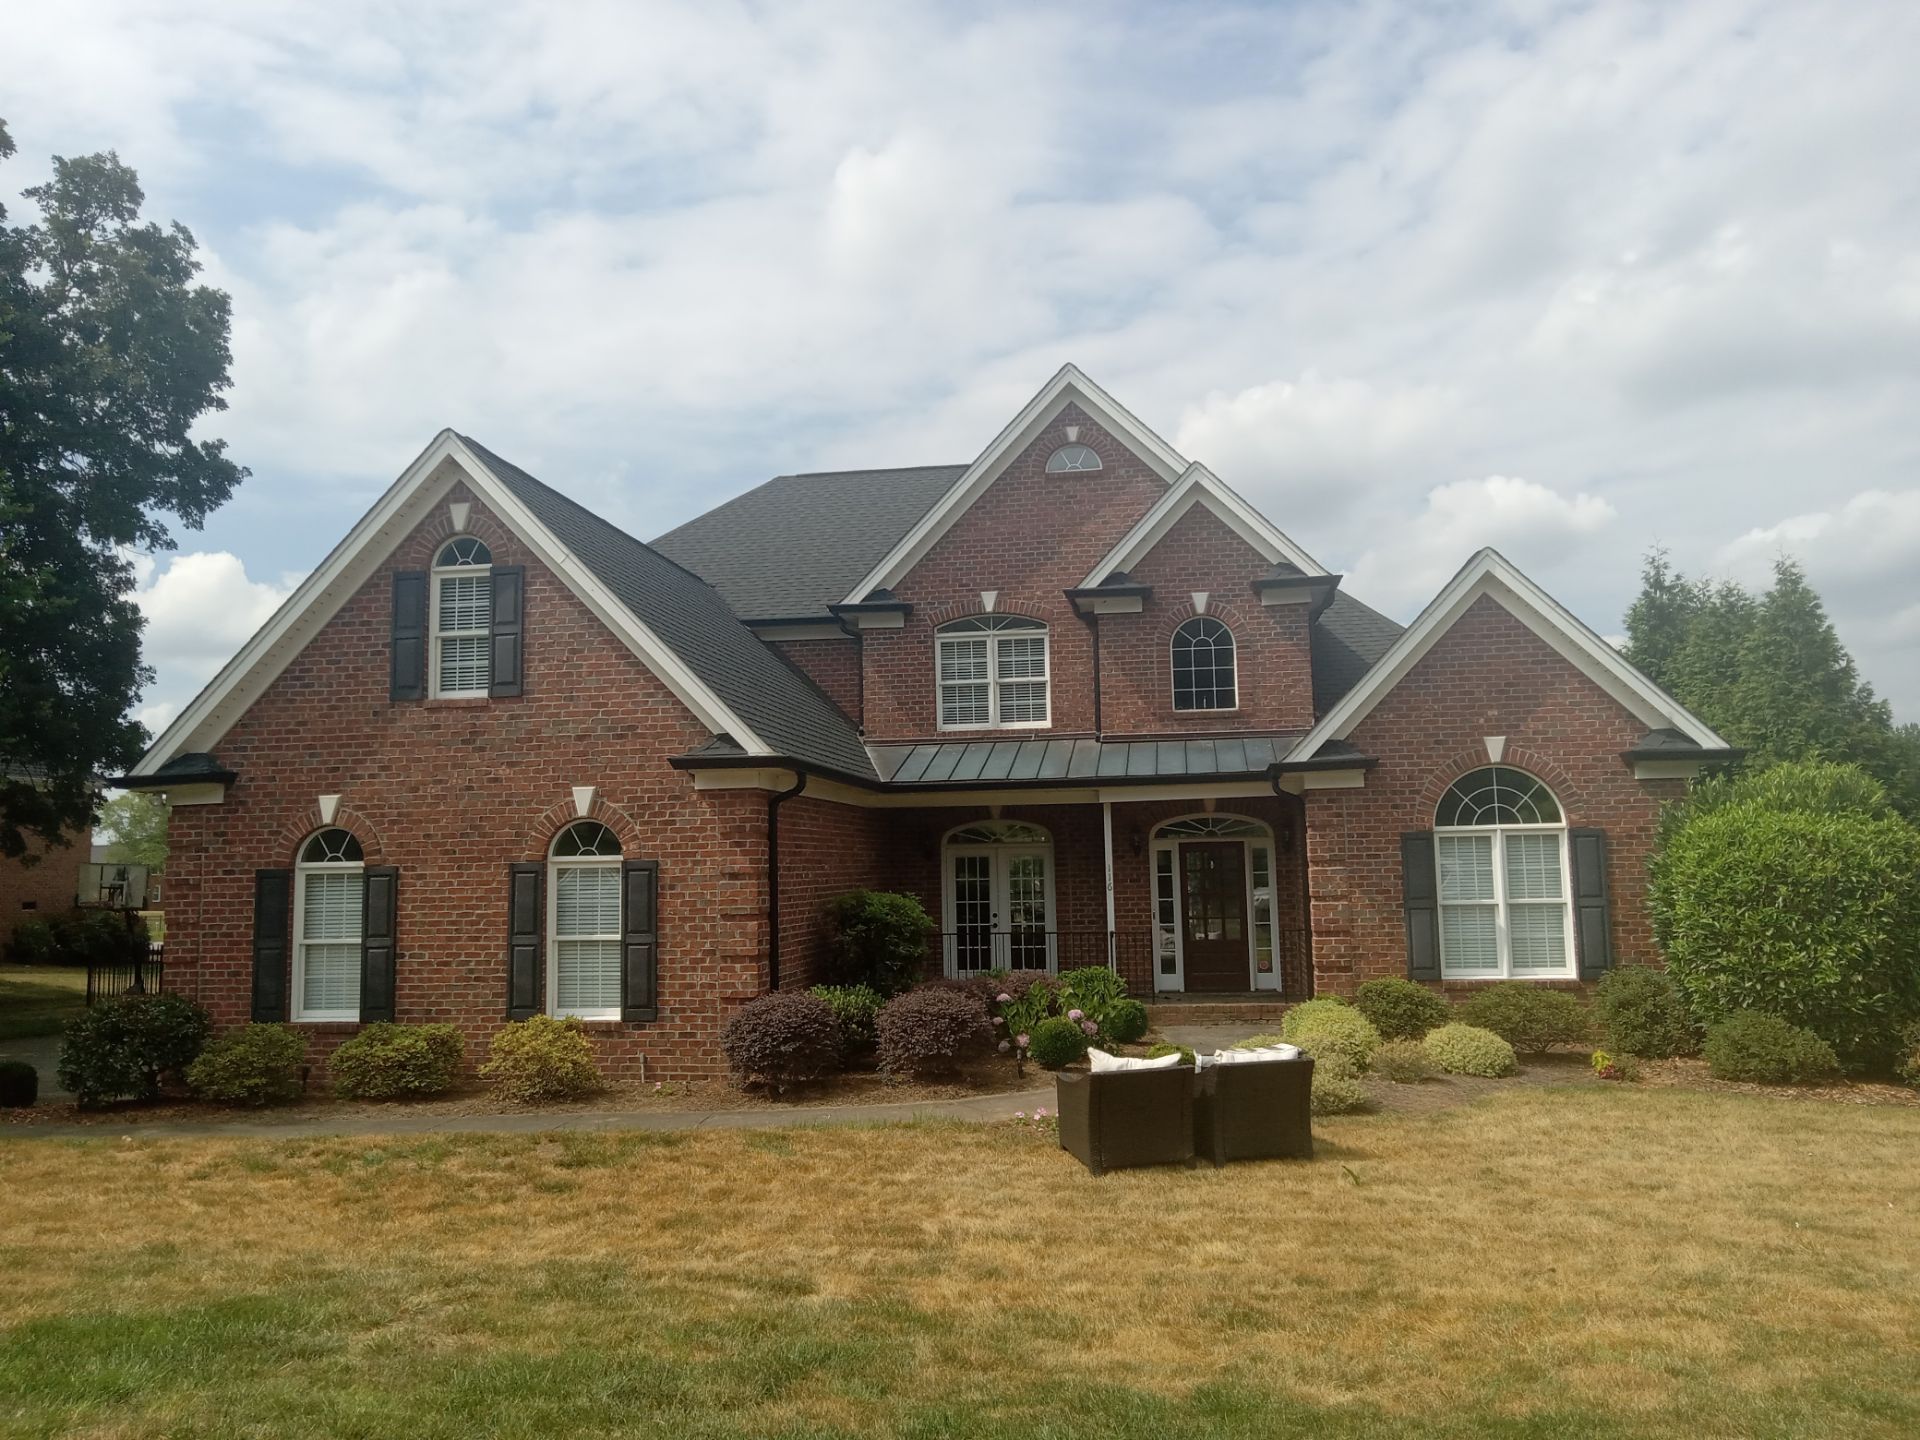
[1455,983,1588,1055]
[1353,978,1450,1040]
[722,991,841,1091]
[821,890,935,994]
[1279,1000,1381,1070]
[1895,1021,1920,1090]
[9,917,59,966]
[809,983,885,1061]
[1101,998,1149,1045]
[1310,1052,1371,1115]
[1423,1023,1517,1077]
[1371,1038,1439,1084]
[482,1016,604,1103]
[1592,966,1695,1058]
[1652,761,1920,1068]
[1703,1012,1839,1085]
[186,1024,305,1105]
[1145,1043,1195,1067]
[0,1060,37,1107]
[328,1023,465,1099]
[57,992,212,1106]
[875,986,992,1077]
[1028,1015,1090,1070]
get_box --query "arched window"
[295,828,364,1021]
[1171,616,1237,711]
[1045,444,1103,474]
[548,820,623,1020]
[936,615,1049,729]
[433,536,492,697]
[1434,767,1573,979]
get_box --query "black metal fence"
[934,928,1310,997]
[86,945,167,1005]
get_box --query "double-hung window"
[1434,766,1574,979]
[294,828,364,1020]
[549,821,624,1020]
[937,616,1049,729]
[433,537,492,696]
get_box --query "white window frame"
[292,831,363,1023]
[1169,616,1238,713]
[548,823,623,1022]
[1045,444,1103,473]
[935,616,1050,731]
[939,820,1057,976]
[431,537,492,698]
[1434,768,1576,980]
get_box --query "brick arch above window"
[1419,747,1587,821]
[519,795,645,863]
[396,489,517,569]
[272,806,388,865]
[1156,596,1253,633]
[920,593,1056,628]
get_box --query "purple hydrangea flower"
[1081,1021,1098,1035]
[997,1040,1010,1053]
[1067,1008,1084,1022]
[996,992,1012,1003]
[1014,1111,1026,1120]
[1035,1107,1048,1119]
[1016,1033,1030,1048]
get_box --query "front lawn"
[0,965,86,1040]
[1,1087,1916,1438]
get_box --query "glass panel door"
[945,846,1052,975]
[950,851,994,975]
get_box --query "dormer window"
[433,538,493,697]
[937,616,1050,729]
[1045,444,1102,474]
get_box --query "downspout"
[766,770,809,991]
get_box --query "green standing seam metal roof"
[869,735,1302,787]
[652,465,969,619]
[460,438,880,781]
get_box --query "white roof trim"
[1292,548,1730,758]
[134,432,771,776]
[1079,462,1327,586]
[841,365,1189,603]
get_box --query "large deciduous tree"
[0,119,245,857]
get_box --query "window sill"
[292,1018,362,1031]
[425,696,494,706]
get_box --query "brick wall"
[0,827,90,947]
[769,637,861,728]
[163,477,773,1080]
[1098,504,1316,736]
[1304,595,1685,995]
[772,793,896,990]
[862,404,1167,741]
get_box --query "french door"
[944,844,1054,976]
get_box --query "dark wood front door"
[1179,841,1249,992]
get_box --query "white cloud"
[133,551,302,726]
[1346,476,1617,614]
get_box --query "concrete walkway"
[3,1085,1058,1142]
[0,1034,70,1100]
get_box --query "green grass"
[0,965,86,1040]
[1,1088,1917,1438]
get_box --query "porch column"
[1102,800,1117,972]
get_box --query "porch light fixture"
[1129,828,1145,857]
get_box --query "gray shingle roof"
[1311,592,1404,712]
[651,465,967,619]
[460,438,878,781]
[870,734,1301,787]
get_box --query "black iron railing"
[87,945,166,1005]
[935,928,1312,998]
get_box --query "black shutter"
[251,869,292,1021]
[507,863,543,1020]
[489,565,525,698]
[360,865,399,1022]
[390,571,428,700]
[1569,828,1613,980]
[1401,831,1441,982]
[621,860,658,1023]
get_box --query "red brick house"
[124,367,1732,1078]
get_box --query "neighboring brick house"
[125,367,1733,1078]
[0,825,92,950]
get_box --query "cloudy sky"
[6,0,1918,730]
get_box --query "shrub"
[186,1024,305,1105]
[0,1060,37,1107]
[1056,965,1128,1017]
[1896,1026,1920,1089]
[1372,1038,1438,1084]
[1311,1065,1371,1116]
[1455,983,1588,1055]
[1279,1000,1381,1071]
[1589,1050,1642,1082]
[809,984,885,1061]
[875,986,992,1077]
[328,1023,465,1099]
[481,1016,604,1103]
[1702,1012,1840,1085]
[10,917,59,966]
[722,991,841,1091]
[821,890,935,994]
[1652,761,1920,1068]
[1592,966,1695,1058]
[1145,1043,1195,1066]
[53,910,151,969]
[986,977,1058,1072]
[57,992,212,1105]
[1353,978,1450,1040]
[1423,1023,1517,1077]
[1101,998,1149,1045]
[1028,1016,1090,1070]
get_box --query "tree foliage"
[0,118,245,857]
[97,790,169,868]
[1623,550,1918,815]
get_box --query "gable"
[1079,463,1328,585]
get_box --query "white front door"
[943,844,1055,976]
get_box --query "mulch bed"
[1635,1056,1920,1108]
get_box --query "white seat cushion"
[1088,1047,1183,1073]
[1209,1044,1301,1066]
